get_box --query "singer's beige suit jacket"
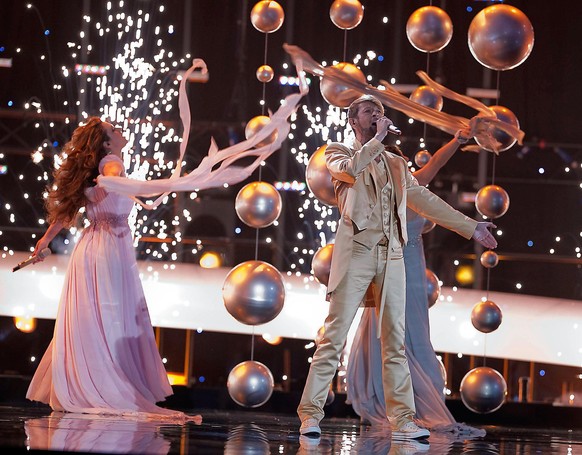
[325,138,478,295]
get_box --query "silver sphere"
[245,115,278,149]
[437,356,447,388]
[227,360,274,408]
[406,6,453,53]
[312,243,334,286]
[326,389,335,406]
[468,4,534,71]
[460,367,507,414]
[410,85,444,111]
[426,268,440,308]
[475,184,510,219]
[480,250,499,269]
[471,299,502,333]
[223,260,285,325]
[329,0,364,30]
[414,150,432,168]
[235,181,282,228]
[421,218,436,234]
[256,64,274,83]
[320,62,366,108]
[306,145,337,206]
[475,105,520,153]
[250,1,285,34]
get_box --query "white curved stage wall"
[2,251,581,368]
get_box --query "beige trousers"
[297,241,416,427]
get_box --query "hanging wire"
[261,33,269,116]
[422,52,431,144]
[490,70,502,186]
[482,69,503,365]
[250,326,256,361]
[342,29,348,62]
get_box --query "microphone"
[388,124,402,136]
[12,248,51,272]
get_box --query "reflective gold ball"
[312,243,334,286]
[256,64,274,83]
[475,184,510,219]
[406,6,453,53]
[329,0,364,30]
[426,268,441,308]
[245,115,278,149]
[320,62,366,108]
[468,4,534,71]
[250,1,285,34]
[235,181,282,228]
[410,85,444,111]
[306,145,337,206]
[414,150,432,168]
[422,218,436,234]
[14,316,36,333]
[480,250,499,269]
[475,105,520,153]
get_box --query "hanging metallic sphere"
[223,260,285,326]
[410,85,444,111]
[480,250,499,269]
[471,299,502,333]
[235,181,282,228]
[306,145,337,206]
[421,218,436,234]
[437,356,447,388]
[245,115,278,149]
[426,268,441,308]
[475,105,520,153]
[227,360,274,408]
[414,150,432,168]
[256,64,274,83]
[325,389,336,406]
[320,62,366,108]
[460,367,507,414]
[250,1,285,34]
[468,4,534,71]
[475,184,510,219]
[329,0,364,30]
[406,6,453,53]
[312,243,334,286]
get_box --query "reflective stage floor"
[1,406,581,454]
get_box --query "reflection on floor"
[1,406,581,454]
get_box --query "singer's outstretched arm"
[33,221,63,261]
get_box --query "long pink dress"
[27,155,187,419]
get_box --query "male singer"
[298,95,497,440]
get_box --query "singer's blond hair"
[347,95,384,119]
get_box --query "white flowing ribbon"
[98,58,308,208]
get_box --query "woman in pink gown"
[346,131,485,435]
[26,118,197,420]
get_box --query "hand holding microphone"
[12,248,51,272]
[374,117,401,142]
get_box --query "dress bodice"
[84,155,134,225]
